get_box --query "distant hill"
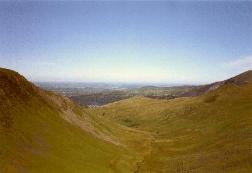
[181,70,252,97]
[225,70,252,85]
[69,71,252,106]
[71,90,131,106]
[69,85,195,106]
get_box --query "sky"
[0,1,251,84]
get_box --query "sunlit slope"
[91,83,252,172]
[0,68,136,173]
[1,68,251,173]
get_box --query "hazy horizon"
[1,1,251,84]
[33,68,250,87]
[34,80,200,88]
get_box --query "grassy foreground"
[0,68,251,173]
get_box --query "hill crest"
[181,70,252,97]
[0,68,38,99]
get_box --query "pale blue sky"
[0,1,251,84]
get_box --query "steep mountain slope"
[0,68,140,173]
[88,72,252,172]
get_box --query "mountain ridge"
[181,70,252,97]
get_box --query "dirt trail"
[132,135,155,173]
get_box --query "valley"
[37,83,200,107]
[0,68,251,173]
[1,1,251,172]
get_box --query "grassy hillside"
[1,68,251,173]
[88,81,252,172]
[181,70,252,97]
[0,68,139,173]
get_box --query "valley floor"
[85,83,252,173]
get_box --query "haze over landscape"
[0,1,252,173]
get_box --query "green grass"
[1,68,252,173]
[0,69,138,173]
[1,95,142,173]
[88,84,252,172]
